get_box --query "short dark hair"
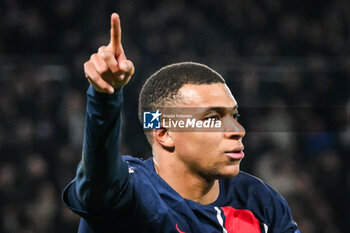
[138,62,225,141]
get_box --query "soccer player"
[63,13,300,233]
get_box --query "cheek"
[174,133,201,155]
[175,132,222,159]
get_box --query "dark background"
[0,0,349,232]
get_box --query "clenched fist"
[84,13,135,94]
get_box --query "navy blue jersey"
[63,86,300,233]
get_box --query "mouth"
[224,147,245,160]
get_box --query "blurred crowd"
[0,0,349,232]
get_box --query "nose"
[223,117,246,140]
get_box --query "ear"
[153,127,175,149]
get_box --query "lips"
[225,147,245,159]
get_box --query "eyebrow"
[202,105,238,113]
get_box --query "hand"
[84,13,135,94]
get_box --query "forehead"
[177,83,237,107]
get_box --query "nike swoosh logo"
[176,224,186,233]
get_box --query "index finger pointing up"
[109,13,122,55]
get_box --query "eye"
[232,113,240,120]
[203,115,220,121]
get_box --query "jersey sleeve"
[264,183,300,233]
[63,85,130,214]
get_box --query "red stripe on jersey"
[221,206,261,233]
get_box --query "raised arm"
[73,13,135,211]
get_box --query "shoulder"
[122,155,150,171]
[224,172,299,231]
[121,156,157,181]
[222,171,288,217]
[231,171,277,197]
[122,155,144,164]
[232,171,291,207]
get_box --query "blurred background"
[0,0,349,232]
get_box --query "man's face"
[170,83,245,180]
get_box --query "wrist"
[87,85,122,100]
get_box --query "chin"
[219,172,239,179]
[203,164,240,180]
[216,166,240,179]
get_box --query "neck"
[153,153,219,205]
